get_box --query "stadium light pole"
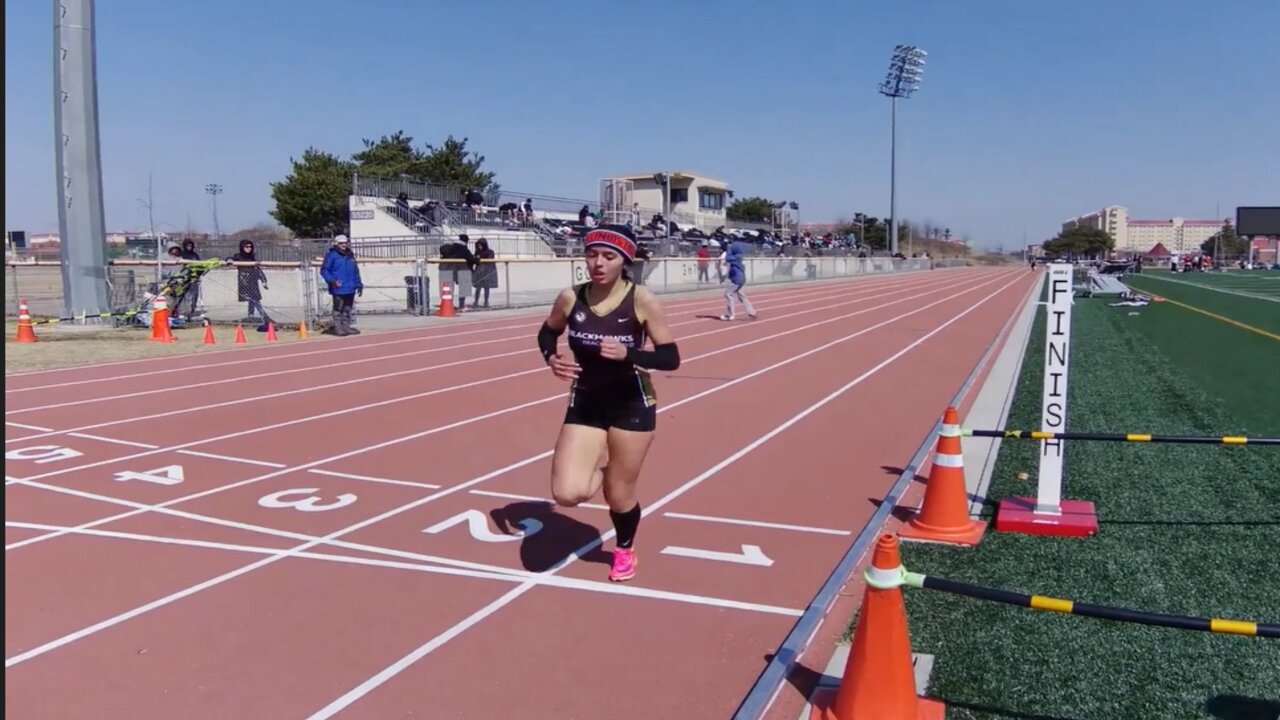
[878,44,926,256]
[205,183,223,238]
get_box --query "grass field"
[1129,268,1280,305]
[849,278,1280,719]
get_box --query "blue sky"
[6,0,1278,249]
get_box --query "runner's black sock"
[610,503,642,549]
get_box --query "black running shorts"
[563,388,657,432]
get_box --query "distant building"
[1062,205,1228,255]
[608,171,731,232]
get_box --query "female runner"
[536,225,681,582]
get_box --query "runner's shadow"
[489,501,613,573]
[1205,694,1280,719]
[767,653,825,701]
[867,497,919,524]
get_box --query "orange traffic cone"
[14,298,38,343]
[234,323,247,344]
[810,534,944,720]
[265,321,278,342]
[897,407,986,546]
[437,280,456,317]
[298,318,309,340]
[202,320,216,344]
[149,296,176,343]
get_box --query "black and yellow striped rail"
[961,428,1279,446]
[900,572,1279,638]
[28,309,143,327]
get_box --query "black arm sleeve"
[625,342,680,371]
[537,322,563,362]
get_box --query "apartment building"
[1062,205,1228,255]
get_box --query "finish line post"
[995,263,1099,537]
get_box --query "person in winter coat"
[319,234,364,336]
[179,239,202,318]
[471,237,498,308]
[228,239,272,331]
[439,234,477,311]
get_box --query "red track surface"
[4,267,1036,719]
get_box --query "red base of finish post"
[994,496,1099,537]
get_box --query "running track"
[5,266,1037,719]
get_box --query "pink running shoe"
[608,547,637,582]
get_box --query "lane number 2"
[422,509,543,543]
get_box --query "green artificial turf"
[1126,270,1280,336]
[846,292,1280,719]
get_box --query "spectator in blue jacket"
[320,234,363,336]
[720,239,757,321]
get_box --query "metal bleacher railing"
[8,242,970,330]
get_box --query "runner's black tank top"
[565,282,649,392]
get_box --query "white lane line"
[3,273,896,393]
[67,433,160,449]
[176,449,287,468]
[661,511,851,536]
[308,468,440,490]
[5,421,54,432]
[6,477,568,578]
[4,520,801,618]
[6,271,1007,558]
[12,269,996,483]
[5,279,889,413]
[1,271,1018,668]
[4,271,946,420]
[469,489,610,511]
[300,271,1027,720]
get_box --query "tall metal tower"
[878,44,927,256]
[54,0,110,317]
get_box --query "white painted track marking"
[5,276,916,414]
[4,271,931,390]
[11,270,999,486]
[176,449,286,468]
[468,489,610,511]
[4,272,960,435]
[8,271,1012,558]
[300,271,1027,719]
[661,511,851,536]
[67,433,159,449]
[7,272,1012,559]
[3,520,803,618]
[2,271,1021,669]
[5,421,54,432]
[307,468,441,490]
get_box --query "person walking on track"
[720,236,757,321]
[320,234,364,336]
[536,225,682,582]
